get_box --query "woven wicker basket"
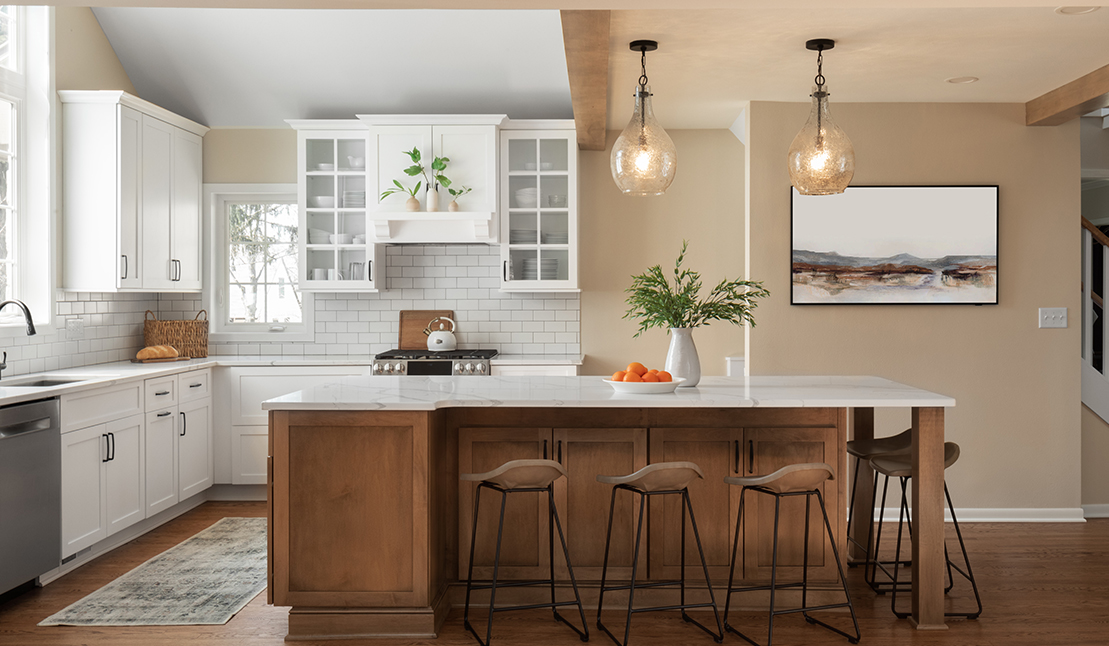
[143,310,209,358]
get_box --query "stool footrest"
[492,600,584,613]
[631,602,717,614]
[467,578,555,591]
[599,579,683,592]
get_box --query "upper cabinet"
[60,91,208,293]
[499,125,579,292]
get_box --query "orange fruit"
[656,371,673,382]
[648,369,659,375]
[641,373,659,383]
[623,371,643,382]
[626,362,648,377]
[612,370,627,381]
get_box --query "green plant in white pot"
[623,241,770,386]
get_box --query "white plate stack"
[510,229,537,244]
[541,232,569,245]
[514,187,539,208]
[342,191,366,208]
[521,258,560,281]
[308,228,330,245]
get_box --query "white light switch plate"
[1039,307,1067,329]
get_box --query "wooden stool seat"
[460,459,567,489]
[846,428,912,459]
[596,461,704,492]
[870,442,959,478]
[724,462,834,494]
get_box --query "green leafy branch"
[448,185,472,198]
[380,179,421,201]
[402,147,452,190]
[622,240,770,338]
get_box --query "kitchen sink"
[1,377,88,388]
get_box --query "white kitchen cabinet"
[499,125,579,292]
[144,406,179,516]
[60,90,208,293]
[490,364,580,377]
[178,398,213,499]
[61,414,145,557]
[144,372,214,512]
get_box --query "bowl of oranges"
[603,362,684,394]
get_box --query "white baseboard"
[873,507,1086,523]
[1082,504,1109,518]
[207,483,267,501]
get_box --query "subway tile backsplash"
[4,247,577,379]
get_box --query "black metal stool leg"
[548,484,557,622]
[723,486,746,634]
[596,485,619,631]
[622,492,648,646]
[682,489,725,642]
[846,454,862,563]
[945,483,983,619]
[549,484,590,640]
[804,489,862,643]
[463,482,484,637]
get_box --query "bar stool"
[869,442,982,619]
[595,462,723,646]
[461,459,589,646]
[845,429,913,590]
[723,463,860,646]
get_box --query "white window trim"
[0,6,54,338]
[204,183,314,343]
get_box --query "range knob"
[455,363,465,373]
[394,362,405,374]
[373,363,384,374]
[476,363,486,374]
[464,363,474,374]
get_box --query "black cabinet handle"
[543,439,547,459]
[102,434,110,463]
[748,439,754,474]
[368,260,373,282]
[109,432,115,462]
[180,411,186,437]
[557,440,562,464]
[155,391,169,396]
[121,254,128,280]
[734,440,740,473]
[157,411,171,418]
[503,260,508,282]
[189,383,203,388]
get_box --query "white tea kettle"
[424,316,457,351]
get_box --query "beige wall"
[1081,117,1109,172]
[1082,185,1109,225]
[579,129,746,377]
[748,102,1081,511]
[202,129,297,184]
[55,7,135,93]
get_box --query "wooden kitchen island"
[264,375,955,640]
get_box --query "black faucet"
[0,299,36,380]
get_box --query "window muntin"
[225,200,302,325]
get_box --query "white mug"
[312,268,327,280]
[327,269,345,280]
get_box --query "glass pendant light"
[611,40,677,196]
[787,39,854,195]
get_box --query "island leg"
[847,407,875,564]
[911,407,947,630]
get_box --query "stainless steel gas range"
[372,349,498,376]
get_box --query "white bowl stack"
[308,228,330,245]
[509,229,537,244]
[514,187,539,208]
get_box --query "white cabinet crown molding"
[356,114,507,126]
[59,90,209,137]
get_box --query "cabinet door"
[743,427,841,583]
[61,425,108,556]
[178,398,213,499]
[367,126,433,212]
[458,427,550,580]
[552,428,646,580]
[431,125,496,214]
[104,414,146,535]
[172,127,203,289]
[648,428,743,582]
[144,408,179,516]
[140,114,175,290]
[119,105,143,289]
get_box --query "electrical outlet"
[1038,307,1067,329]
[66,317,84,340]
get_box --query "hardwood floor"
[1,502,1107,646]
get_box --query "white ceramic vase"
[665,327,700,387]
[426,186,440,212]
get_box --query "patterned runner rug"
[39,517,267,626]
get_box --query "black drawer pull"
[180,411,186,437]
[734,440,740,473]
[189,383,203,388]
[748,439,754,474]
[543,439,547,459]
[155,390,170,396]
[102,434,110,463]
[157,411,172,418]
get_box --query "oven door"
[405,360,454,376]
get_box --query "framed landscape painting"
[791,186,999,305]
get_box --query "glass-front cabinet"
[293,123,384,292]
[500,127,578,291]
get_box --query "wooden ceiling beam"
[1027,62,1109,127]
[560,10,610,151]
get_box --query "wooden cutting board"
[398,310,454,350]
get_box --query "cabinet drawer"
[145,375,178,410]
[178,369,211,403]
[62,382,144,433]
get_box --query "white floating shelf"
[367,211,497,243]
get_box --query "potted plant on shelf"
[402,147,452,212]
[379,179,422,212]
[447,185,472,212]
[623,241,770,387]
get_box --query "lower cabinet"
[458,426,646,581]
[61,414,146,557]
[145,398,213,516]
[145,407,178,516]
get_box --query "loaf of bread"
[137,345,179,360]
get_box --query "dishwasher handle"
[0,416,54,439]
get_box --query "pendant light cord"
[813,46,826,146]
[639,47,649,91]
[814,47,826,91]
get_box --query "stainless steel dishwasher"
[0,398,60,595]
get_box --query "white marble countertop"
[261,375,956,411]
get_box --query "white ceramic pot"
[426,316,457,351]
[664,327,700,387]
[448,199,460,212]
[427,187,440,212]
[405,196,420,212]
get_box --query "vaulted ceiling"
[90,5,1109,130]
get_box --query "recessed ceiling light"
[946,76,979,84]
[1055,6,1101,15]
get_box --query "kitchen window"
[205,184,314,342]
[0,6,51,336]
